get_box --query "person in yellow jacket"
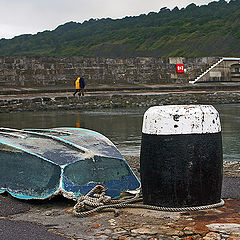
[73,77,85,96]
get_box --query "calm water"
[0,104,239,161]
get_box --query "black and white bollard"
[140,105,223,207]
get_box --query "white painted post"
[140,105,223,207]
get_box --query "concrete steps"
[190,58,224,84]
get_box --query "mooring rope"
[72,185,225,218]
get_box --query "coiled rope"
[72,185,225,218]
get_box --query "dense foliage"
[0,0,240,57]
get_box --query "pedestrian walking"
[73,77,85,96]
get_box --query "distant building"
[231,63,240,81]
[190,57,240,84]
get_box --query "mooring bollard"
[140,105,223,207]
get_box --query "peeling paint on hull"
[0,127,140,200]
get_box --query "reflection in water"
[75,112,81,128]
[0,104,239,161]
[72,109,146,155]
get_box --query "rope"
[72,185,225,218]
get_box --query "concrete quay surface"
[1,82,240,97]
[0,83,240,239]
[0,83,240,113]
[0,157,239,240]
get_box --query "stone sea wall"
[0,56,220,87]
[1,91,239,113]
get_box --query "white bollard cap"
[142,105,221,135]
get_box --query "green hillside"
[1,0,240,57]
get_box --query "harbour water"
[0,104,239,161]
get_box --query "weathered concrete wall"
[0,56,220,87]
[1,92,239,113]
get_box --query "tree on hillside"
[0,0,240,57]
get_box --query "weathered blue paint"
[55,127,124,160]
[0,140,61,199]
[0,139,60,165]
[62,155,140,198]
[0,127,140,200]
[63,175,139,199]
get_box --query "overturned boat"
[0,127,140,200]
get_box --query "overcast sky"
[0,0,219,39]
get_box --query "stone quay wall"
[1,91,239,113]
[0,56,220,87]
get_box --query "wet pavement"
[0,218,69,240]
[1,82,240,100]
[0,193,239,240]
[222,176,240,200]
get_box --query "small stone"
[130,233,138,237]
[184,227,194,231]
[102,229,113,235]
[185,231,195,235]
[113,227,125,232]
[227,236,240,240]
[109,219,117,225]
[203,232,221,240]
[118,235,129,240]
[95,233,105,236]
[91,224,101,228]
[94,234,109,240]
[114,230,128,235]
[45,211,52,216]
[183,236,201,240]
[183,226,195,235]
[131,227,158,235]
[206,223,240,235]
[183,237,193,240]
[165,229,184,236]
[137,235,148,239]
[221,234,230,238]
[112,236,120,240]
